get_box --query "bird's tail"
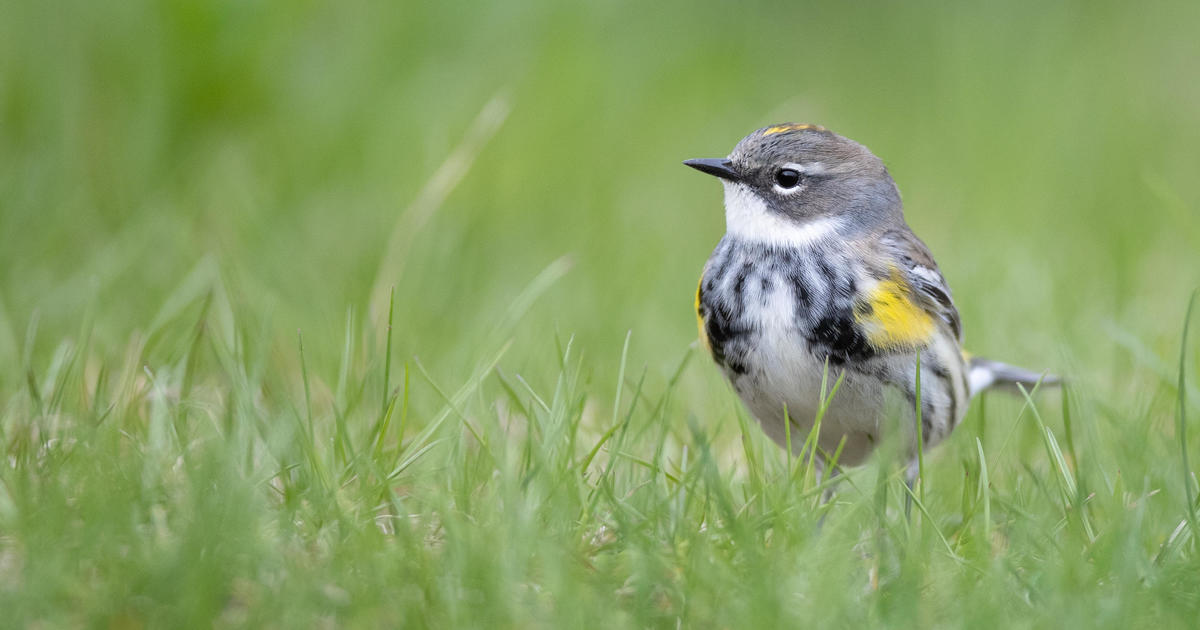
[967,356,1061,397]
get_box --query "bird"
[686,123,1057,474]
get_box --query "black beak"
[683,158,740,181]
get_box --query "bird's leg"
[821,463,842,505]
[815,460,842,530]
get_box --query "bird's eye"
[774,168,802,189]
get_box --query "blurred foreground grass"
[2,0,1200,626]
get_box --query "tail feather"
[968,357,1061,397]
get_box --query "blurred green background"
[3,0,1197,391]
[4,0,1200,626]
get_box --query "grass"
[3,0,1200,626]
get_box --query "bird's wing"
[852,228,963,354]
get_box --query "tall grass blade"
[382,286,395,417]
[915,350,926,505]
[976,438,992,545]
[1177,288,1198,537]
[370,92,512,317]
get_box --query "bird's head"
[685,124,902,246]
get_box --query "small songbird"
[686,123,1056,470]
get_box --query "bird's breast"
[697,237,871,373]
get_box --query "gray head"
[685,124,903,245]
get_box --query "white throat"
[721,181,843,247]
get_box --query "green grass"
[3,0,1200,626]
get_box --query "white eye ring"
[773,162,824,194]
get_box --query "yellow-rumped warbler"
[686,123,1056,469]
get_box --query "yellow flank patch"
[695,276,710,352]
[854,272,935,351]
[763,123,824,135]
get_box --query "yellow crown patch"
[762,123,825,136]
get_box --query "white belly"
[724,285,963,466]
[729,330,897,466]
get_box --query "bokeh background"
[4,0,1198,391]
[3,0,1200,625]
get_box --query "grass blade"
[976,438,992,545]
[369,92,512,316]
[1178,288,1198,537]
[915,350,926,505]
